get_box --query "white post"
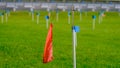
[98,15,101,24]
[75,32,77,47]
[6,13,8,22]
[63,3,65,11]
[72,29,76,68]
[1,15,3,23]
[93,19,95,30]
[48,11,50,17]
[32,12,34,21]
[80,12,82,21]
[101,15,103,22]
[56,13,58,21]
[37,15,39,24]
[72,6,76,68]
[68,15,70,24]
[46,19,49,29]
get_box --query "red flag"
[43,23,53,63]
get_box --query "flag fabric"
[43,23,53,63]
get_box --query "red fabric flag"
[43,23,53,63]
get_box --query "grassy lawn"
[0,11,120,68]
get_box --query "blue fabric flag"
[73,26,80,32]
[45,16,49,20]
[92,15,96,19]
[0,13,4,16]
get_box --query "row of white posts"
[28,10,120,31]
[0,11,10,24]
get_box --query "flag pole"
[98,15,101,24]
[93,19,95,30]
[5,1,8,23]
[6,12,8,22]
[56,10,58,22]
[80,11,82,21]
[92,15,96,30]
[46,19,48,29]
[1,15,3,23]
[72,5,76,68]
[32,11,34,21]
[68,13,70,24]
[37,15,39,24]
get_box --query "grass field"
[0,11,120,68]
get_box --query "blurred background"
[0,0,119,3]
[0,0,120,12]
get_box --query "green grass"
[0,11,120,68]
